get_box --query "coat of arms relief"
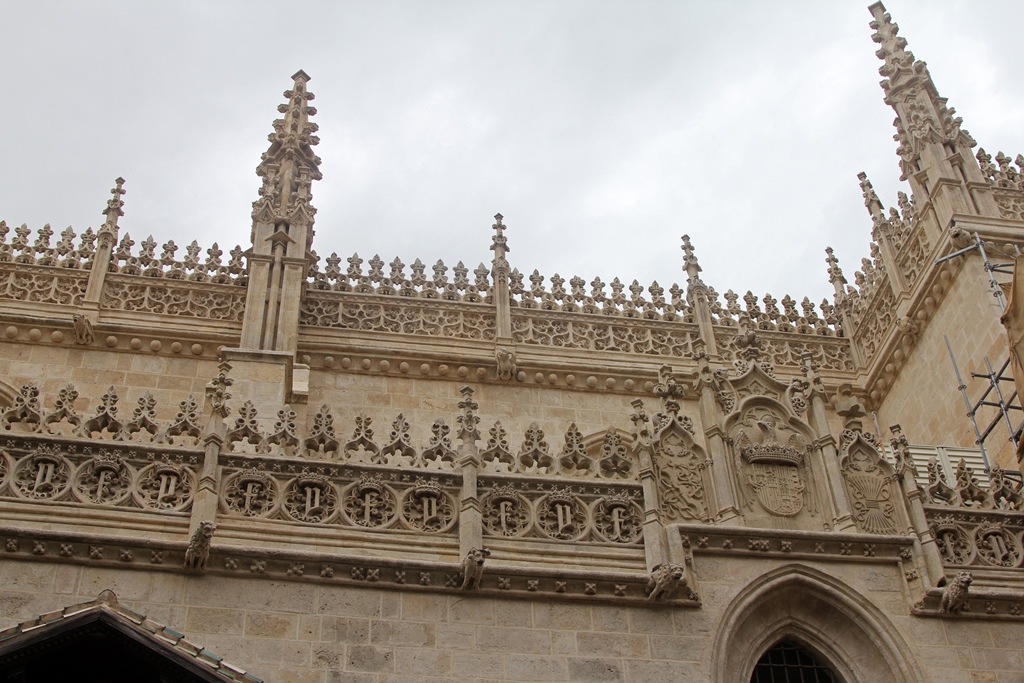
[732,404,816,521]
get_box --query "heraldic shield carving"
[734,406,810,517]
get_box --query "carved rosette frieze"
[400,480,456,533]
[340,475,398,528]
[536,487,588,541]
[930,514,977,566]
[592,493,643,544]
[282,471,339,524]
[218,461,462,534]
[134,462,195,511]
[481,483,531,537]
[72,452,132,505]
[221,468,279,518]
[925,508,1024,570]
[975,522,1022,568]
[0,450,9,491]
[0,435,198,516]
[480,479,642,545]
[11,446,72,500]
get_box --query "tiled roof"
[0,589,262,682]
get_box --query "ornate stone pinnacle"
[100,177,126,234]
[252,72,322,228]
[680,235,701,274]
[456,385,480,444]
[490,213,510,269]
[824,246,847,295]
[206,360,234,415]
[857,171,883,216]
[869,3,915,80]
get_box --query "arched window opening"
[750,639,837,683]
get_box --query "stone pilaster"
[804,360,857,532]
[890,424,946,587]
[630,399,668,570]
[456,387,483,554]
[694,346,741,523]
[188,360,232,536]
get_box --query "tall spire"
[868,3,993,221]
[241,72,323,354]
[251,70,322,232]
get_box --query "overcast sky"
[3,1,1023,307]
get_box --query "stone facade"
[2,4,1024,681]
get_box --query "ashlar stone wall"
[875,252,1017,468]
[2,553,1019,683]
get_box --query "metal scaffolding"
[938,230,1023,478]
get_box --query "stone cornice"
[674,523,914,564]
[0,525,696,608]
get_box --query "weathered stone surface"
[1,7,1024,682]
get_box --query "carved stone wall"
[5,5,1024,681]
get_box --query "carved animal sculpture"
[72,314,94,345]
[940,570,972,615]
[461,547,491,590]
[496,347,516,381]
[646,562,687,601]
[183,521,216,573]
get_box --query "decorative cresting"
[1,382,203,446]
[977,148,1024,220]
[834,386,901,535]
[205,376,645,550]
[296,219,848,374]
[648,365,710,522]
[0,187,246,321]
[0,379,644,558]
[241,70,322,353]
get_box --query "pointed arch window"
[750,639,837,683]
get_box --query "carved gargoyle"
[939,570,972,615]
[646,562,687,601]
[72,314,94,345]
[496,347,516,381]
[461,547,491,590]
[183,521,216,573]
